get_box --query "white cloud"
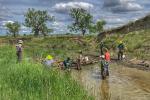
[22,30,28,33]
[104,0,143,12]
[52,21,63,26]
[53,2,93,13]
[2,20,14,26]
[21,26,28,30]
[106,18,125,24]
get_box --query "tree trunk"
[34,28,39,37]
[82,29,86,36]
[43,32,48,38]
[13,33,16,38]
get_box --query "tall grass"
[0,46,93,100]
[24,36,94,60]
[103,29,150,60]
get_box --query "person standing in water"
[104,48,110,76]
[16,40,23,63]
[100,48,110,79]
[118,41,125,60]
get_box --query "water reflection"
[71,64,150,100]
[100,79,111,100]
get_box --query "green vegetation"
[68,8,106,36]
[0,28,149,99]
[24,36,97,61]
[95,20,106,33]
[4,8,106,37]
[24,8,54,36]
[102,29,150,60]
[68,8,93,36]
[5,21,21,37]
[1,5,150,100]
[0,46,94,100]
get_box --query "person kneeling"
[44,55,55,67]
[63,57,72,70]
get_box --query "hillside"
[98,14,150,41]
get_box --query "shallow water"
[71,63,150,100]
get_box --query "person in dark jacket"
[63,57,72,69]
[118,41,125,60]
[16,40,23,63]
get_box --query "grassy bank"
[24,35,97,61]
[23,30,150,61]
[102,29,150,60]
[0,46,94,100]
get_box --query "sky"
[0,0,150,34]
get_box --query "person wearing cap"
[16,40,23,62]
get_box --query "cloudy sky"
[0,0,150,34]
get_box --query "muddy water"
[71,63,150,100]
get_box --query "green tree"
[95,20,106,33]
[68,8,93,36]
[89,20,106,34]
[24,8,54,36]
[5,21,21,37]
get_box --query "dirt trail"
[71,63,150,100]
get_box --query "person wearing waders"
[104,48,110,76]
[118,41,125,60]
[16,40,23,63]
[100,49,110,80]
[100,55,107,79]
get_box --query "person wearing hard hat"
[44,55,55,67]
[117,41,125,60]
[16,40,23,62]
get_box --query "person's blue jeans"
[105,64,109,76]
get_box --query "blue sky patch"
[0,0,150,34]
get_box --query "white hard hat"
[100,55,105,59]
[18,40,23,44]
[122,55,125,59]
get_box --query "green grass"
[0,46,94,100]
[103,29,150,60]
[24,36,96,61]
